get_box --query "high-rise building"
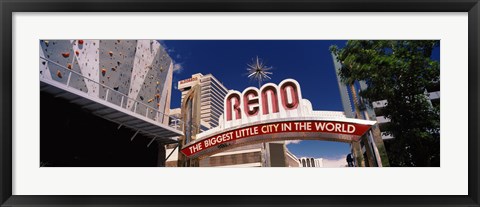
[331,53,387,167]
[371,87,440,140]
[178,73,228,129]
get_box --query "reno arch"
[225,79,302,122]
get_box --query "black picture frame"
[1,0,479,206]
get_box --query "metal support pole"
[66,71,72,87]
[117,124,122,130]
[165,144,179,161]
[147,136,157,147]
[134,102,138,113]
[120,96,124,108]
[369,130,383,167]
[130,130,139,141]
[105,89,109,101]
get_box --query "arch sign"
[181,79,376,159]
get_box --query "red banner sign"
[179,77,198,85]
[181,120,372,157]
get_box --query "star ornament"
[247,56,273,87]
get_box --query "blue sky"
[161,40,440,160]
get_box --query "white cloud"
[173,63,183,74]
[322,155,348,168]
[285,140,302,145]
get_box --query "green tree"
[330,40,440,167]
